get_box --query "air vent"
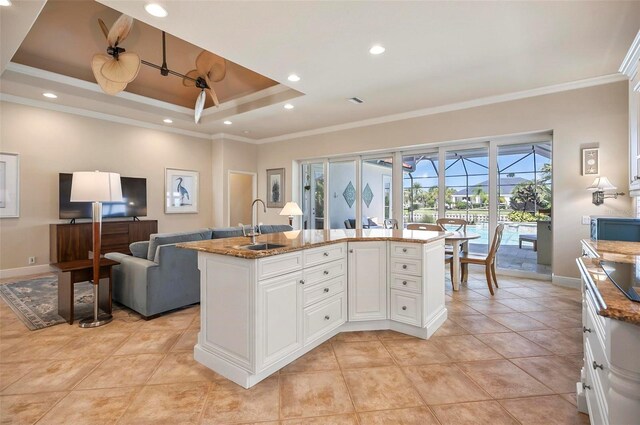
[348,97,364,104]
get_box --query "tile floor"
[0,271,589,424]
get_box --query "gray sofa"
[105,224,292,318]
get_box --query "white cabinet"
[621,32,640,194]
[347,241,387,321]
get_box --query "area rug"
[0,276,93,330]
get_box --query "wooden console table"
[51,259,119,325]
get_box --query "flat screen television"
[59,173,147,220]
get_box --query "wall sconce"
[587,176,625,205]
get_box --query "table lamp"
[71,171,122,328]
[279,202,303,227]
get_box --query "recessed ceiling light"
[42,92,58,99]
[145,3,168,17]
[0,0,13,7]
[284,103,294,110]
[369,45,385,55]
[223,120,232,125]
[163,118,173,124]
[287,74,300,82]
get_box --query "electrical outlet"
[28,256,36,265]
[582,216,591,225]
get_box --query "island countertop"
[579,239,640,326]
[178,228,449,259]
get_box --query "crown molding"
[256,73,627,144]
[0,93,212,140]
[619,30,640,78]
[211,133,257,144]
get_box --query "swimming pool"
[441,222,538,247]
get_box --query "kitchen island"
[179,229,448,388]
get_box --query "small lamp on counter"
[587,176,625,206]
[279,202,303,227]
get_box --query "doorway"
[228,171,257,227]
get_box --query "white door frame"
[227,170,257,227]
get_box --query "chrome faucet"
[249,198,266,244]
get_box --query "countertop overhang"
[178,229,449,259]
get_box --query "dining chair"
[406,223,442,231]
[460,223,505,295]
[436,218,468,232]
[384,219,398,229]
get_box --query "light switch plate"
[582,216,591,225]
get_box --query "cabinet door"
[348,241,387,321]
[257,272,302,369]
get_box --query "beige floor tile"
[502,287,547,298]
[76,353,164,389]
[431,400,519,425]
[375,329,416,340]
[499,395,590,425]
[0,335,72,363]
[137,312,196,332]
[450,289,488,301]
[331,331,379,343]
[560,392,578,407]
[460,300,517,314]
[382,338,451,366]
[118,382,209,425]
[488,312,549,331]
[0,361,37,391]
[53,332,130,359]
[529,296,582,311]
[357,406,439,425]
[496,298,549,312]
[403,364,491,405]
[201,375,279,424]
[456,359,554,399]
[0,391,67,424]
[524,310,583,329]
[37,387,137,425]
[445,303,482,315]
[432,319,469,337]
[332,341,394,369]
[518,329,583,354]
[2,358,102,395]
[450,314,512,334]
[510,355,582,393]
[280,371,354,419]
[343,366,423,411]
[281,414,358,425]
[147,351,224,384]
[431,335,502,361]
[171,329,198,352]
[475,332,552,358]
[114,330,181,355]
[281,342,339,374]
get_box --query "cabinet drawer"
[390,257,422,277]
[303,275,345,307]
[258,252,303,281]
[304,295,345,345]
[303,259,346,287]
[102,223,129,234]
[390,242,422,259]
[390,289,422,327]
[390,274,422,293]
[585,337,609,424]
[584,307,609,398]
[303,243,346,267]
[102,233,130,246]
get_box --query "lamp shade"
[587,176,617,191]
[279,202,303,216]
[70,171,123,202]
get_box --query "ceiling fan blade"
[107,14,134,46]
[204,75,220,106]
[209,58,227,82]
[100,52,141,83]
[183,69,198,87]
[194,90,206,124]
[91,54,127,95]
[98,19,109,40]
[195,50,216,76]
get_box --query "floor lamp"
[71,171,122,328]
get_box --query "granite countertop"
[579,239,640,326]
[178,228,449,259]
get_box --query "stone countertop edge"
[578,240,640,326]
[176,229,450,260]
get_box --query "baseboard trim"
[0,265,54,279]
[552,274,581,289]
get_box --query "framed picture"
[165,168,199,214]
[266,168,285,208]
[0,153,19,218]
[582,148,599,176]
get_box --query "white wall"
[328,161,356,228]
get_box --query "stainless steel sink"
[236,243,286,251]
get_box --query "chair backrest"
[487,224,506,261]
[436,218,468,232]
[407,223,442,231]
[384,219,398,229]
[344,219,355,229]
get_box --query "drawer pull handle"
[402,248,408,253]
[349,249,354,253]
[402,280,408,286]
[324,270,329,275]
[324,315,330,320]
[299,279,305,285]
[592,361,604,370]
[583,326,592,333]
[402,306,407,311]
[323,252,329,257]
[402,264,408,270]
[323,288,329,293]
[582,383,591,390]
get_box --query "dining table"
[444,231,481,290]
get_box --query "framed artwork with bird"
[165,168,199,213]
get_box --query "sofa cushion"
[129,241,149,259]
[211,226,245,239]
[259,224,293,234]
[147,229,213,260]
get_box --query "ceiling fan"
[91,14,226,123]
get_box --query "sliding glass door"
[301,162,325,229]
[362,157,393,228]
[402,152,439,225]
[328,160,357,229]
